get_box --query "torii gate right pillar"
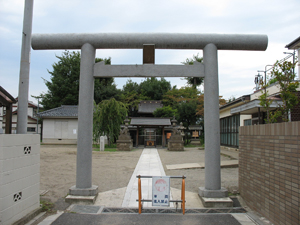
[199,43,227,198]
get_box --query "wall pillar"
[69,43,98,196]
[199,43,227,198]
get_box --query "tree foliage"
[93,98,127,145]
[161,86,203,144]
[122,79,140,94]
[260,59,299,123]
[270,59,299,122]
[40,51,117,109]
[153,106,177,118]
[182,53,204,88]
[94,77,121,104]
[120,79,148,116]
[41,51,81,109]
[162,86,200,108]
[139,77,171,100]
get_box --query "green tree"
[40,51,116,109]
[177,101,199,128]
[93,98,127,145]
[182,53,204,88]
[120,79,145,116]
[259,59,299,123]
[122,79,140,94]
[94,78,121,104]
[162,86,203,144]
[153,105,177,118]
[162,86,200,107]
[258,79,274,123]
[138,77,171,100]
[269,59,299,122]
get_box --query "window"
[244,119,252,126]
[27,127,36,132]
[220,115,240,148]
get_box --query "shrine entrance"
[128,117,172,148]
[31,32,268,199]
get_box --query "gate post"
[199,43,227,198]
[69,43,98,196]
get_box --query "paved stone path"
[122,148,168,207]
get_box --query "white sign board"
[152,176,170,206]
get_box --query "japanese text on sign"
[152,176,170,206]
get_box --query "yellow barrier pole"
[181,177,185,215]
[138,176,142,214]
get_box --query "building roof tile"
[138,101,163,114]
[130,117,171,126]
[38,105,78,118]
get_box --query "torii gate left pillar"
[31,33,268,199]
[69,43,98,196]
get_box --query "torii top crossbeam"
[31,33,268,50]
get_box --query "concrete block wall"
[0,134,40,225]
[239,122,300,225]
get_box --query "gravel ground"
[40,145,238,207]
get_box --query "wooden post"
[162,126,165,147]
[143,44,155,64]
[138,176,142,214]
[136,126,139,147]
[181,177,185,215]
[5,104,13,134]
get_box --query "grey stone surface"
[168,126,184,151]
[75,43,96,191]
[198,187,228,198]
[69,185,98,197]
[93,64,204,78]
[31,33,268,51]
[202,43,223,193]
[100,136,105,151]
[17,0,34,134]
[199,196,233,208]
[116,126,133,151]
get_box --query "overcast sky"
[1,0,299,104]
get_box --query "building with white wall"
[285,36,300,79]
[1,98,41,134]
[220,82,300,148]
[38,105,78,144]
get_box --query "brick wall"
[239,122,300,225]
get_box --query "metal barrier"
[137,175,186,215]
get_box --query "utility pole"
[17,0,34,134]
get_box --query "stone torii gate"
[31,33,268,199]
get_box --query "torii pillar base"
[67,185,98,204]
[198,187,228,198]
